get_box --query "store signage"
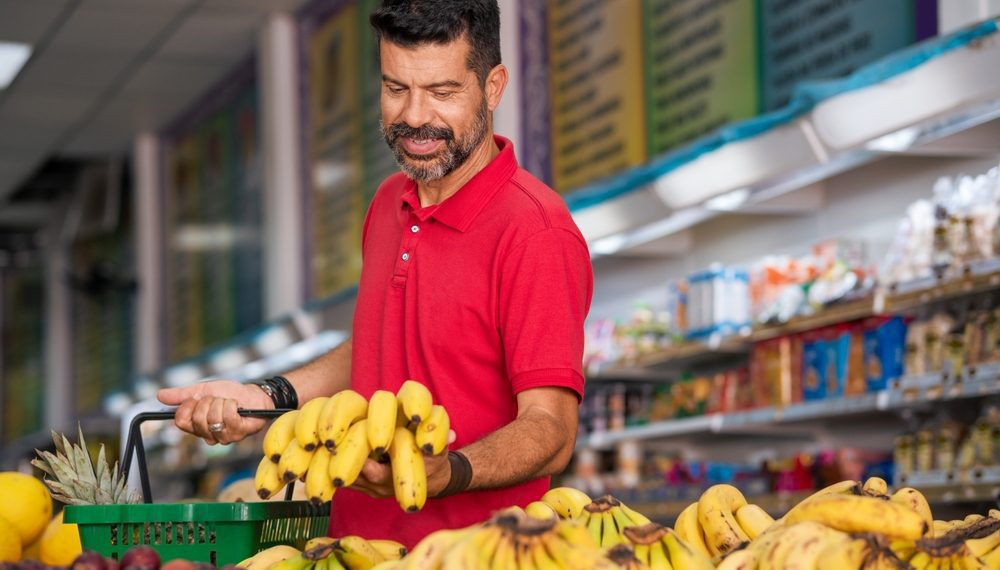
[644,0,760,155]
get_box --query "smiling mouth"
[402,137,444,156]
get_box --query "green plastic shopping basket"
[64,410,331,566]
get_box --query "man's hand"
[157,380,274,445]
[350,429,457,499]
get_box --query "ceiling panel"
[121,57,228,97]
[9,46,131,93]
[47,3,185,55]
[58,120,134,157]
[0,90,98,125]
[158,9,262,63]
[0,0,71,45]
[204,0,311,13]
[0,114,67,152]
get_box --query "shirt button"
[401,252,410,261]
[410,225,420,233]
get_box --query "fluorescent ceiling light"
[704,187,750,211]
[0,42,32,89]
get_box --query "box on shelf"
[686,264,750,341]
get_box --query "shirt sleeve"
[498,227,594,400]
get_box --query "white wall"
[589,154,1000,322]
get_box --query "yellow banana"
[782,494,929,540]
[816,538,871,570]
[295,397,330,451]
[396,380,434,426]
[263,410,300,463]
[397,528,472,570]
[367,539,406,561]
[610,506,640,535]
[674,501,712,558]
[304,537,338,552]
[892,487,935,536]
[697,484,750,557]
[604,544,645,569]
[662,528,714,570]
[318,390,368,450]
[440,529,490,570]
[366,390,398,457]
[389,425,426,512]
[531,534,566,570]
[334,535,386,569]
[414,404,450,456]
[366,563,397,570]
[777,479,861,523]
[270,554,316,570]
[863,476,889,496]
[305,447,335,504]
[328,419,371,488]
[647,541,672,570]
[525,500,558,520]
[278,439,315,483]
[980,544,1000,568]
[541,486,591,519]
[909,551,933,570]
[967,528,1000,557]
[632,543,651,566]
[254,455,285,500]
[764,522,847,570]
[734,503,775,540]
[586,511,604,546]
[620,503,652,526]
[600,510,623,548]
[715,549,757,570]
[488,529,517,570]
[238,544,302,570]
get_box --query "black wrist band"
[248,376,299,410]
[437,451,473,498]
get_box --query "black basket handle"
[122,409,293,504]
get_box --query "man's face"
[379,36,490,182]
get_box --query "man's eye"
[433,91,453,99]
[387,86,406,94]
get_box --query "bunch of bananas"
[575,495,653,548]
[254,380,450,512]
[619,523,715,570]
[253,536,406,570]
[377,507,615,570]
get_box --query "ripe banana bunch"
[237,544,302,569]
[577,495,653,548]
[781,493,929,540]
[622,523,714,570]
[385,507,614,569]
[696,484,752,557]
[889,515,1000,570]
[255,381,451,512]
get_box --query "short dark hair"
[370,0,501,86]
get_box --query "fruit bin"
[64,410,330,566]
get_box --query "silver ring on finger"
[209,422,225,433]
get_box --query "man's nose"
[400,92,433,127]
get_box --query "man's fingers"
[447,429,457,446]
[360,458,392,484]
[157,385,201,405]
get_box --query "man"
[158,0,593,547]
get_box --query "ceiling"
[0,0,310,237]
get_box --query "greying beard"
[381,100,490,182]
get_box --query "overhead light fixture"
[704,187,751,211]
[0,41,32,89]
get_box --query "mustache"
[384,122,454,145]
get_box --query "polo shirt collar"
[400,136,518,232]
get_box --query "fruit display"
[256,382,451,512]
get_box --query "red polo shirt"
[328,136,592,546]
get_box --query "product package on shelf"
[686,264,750,341]
[894,402,1000,487]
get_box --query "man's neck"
[417,135,500,207]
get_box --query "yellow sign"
[547,0,647,192]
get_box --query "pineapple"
[31,425,140,505]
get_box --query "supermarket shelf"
[580,368,1000,450]
[589,263,1000,382]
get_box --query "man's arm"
[461,386,578,489]
[157,338,353,444]
[352,385,579,498]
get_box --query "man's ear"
[485,64,509,112]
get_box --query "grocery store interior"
[3,0,1000,532]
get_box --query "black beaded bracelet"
[436,451,473,498]
[247,375,299,410]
